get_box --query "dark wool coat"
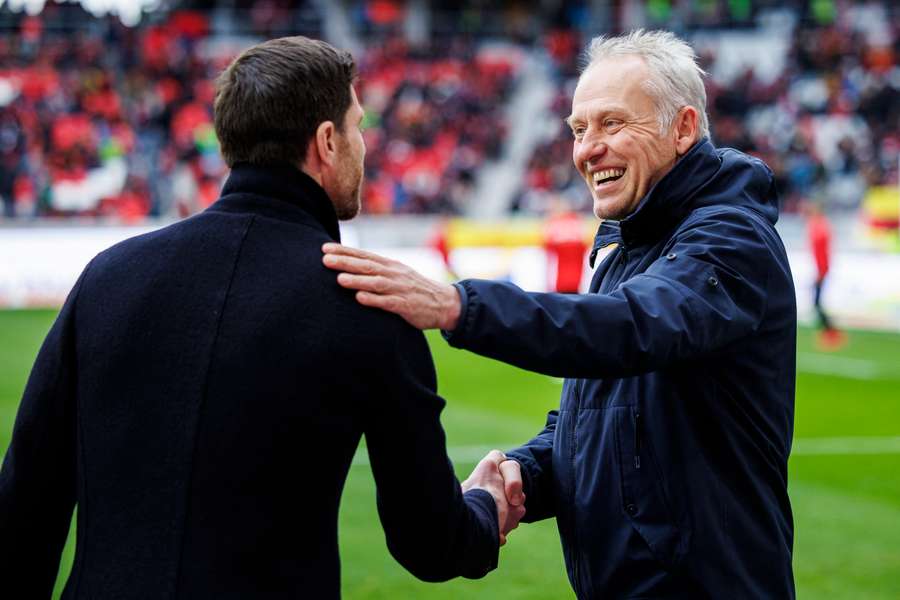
[446,139,797,599]
[0,163,499,599]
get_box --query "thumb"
[500,459,524,506]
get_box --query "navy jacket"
[447,139,796,598]
[0,163,499,599]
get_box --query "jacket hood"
[591,138,779,263]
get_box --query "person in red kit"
[543,198,588,293]
[806,202,845,349]
[429,216,459,281]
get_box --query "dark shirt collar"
[218,162,341,241]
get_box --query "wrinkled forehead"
[571,55,656,116]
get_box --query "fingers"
[462,451,529,547]
[324,250,403,297]
[480,450,526,509]
[510,504,527,525]
[499,459,525,506]
[323,244,457,331]
[460,454,492,490]
[322,243,391,265]
[504,503,526,535]
[484,449,507,467]
[323,253,383,276]
[336,272,392,293]
[355,291,398,309]
[469,450,504,483]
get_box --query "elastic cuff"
[441,281,469,343]
[461,488,500,577]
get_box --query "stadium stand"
[355,34,517,214]
[515,1,899,216]
[0,1,520,219]
[0,0,896,220]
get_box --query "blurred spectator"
[356,34,516,214]
[542,197,588,293]
[0,105,26,217]
[0,4,228,221]
[0,2,520,219]
[805,202,846,349]
[515,1,899,218]
[0,0,896,221]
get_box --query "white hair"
[581,29,709,138]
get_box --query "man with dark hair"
[0,36,520,599]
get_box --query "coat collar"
[589,137,719,266]
[217,162,342,242]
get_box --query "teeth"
[593,168,625,184]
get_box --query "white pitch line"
[795,352,893,380]
[791,436,900,456]
[351,437,900,466]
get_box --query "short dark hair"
[214,36,357,168]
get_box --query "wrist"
[441,283,461,331]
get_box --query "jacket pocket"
[614,406,684,569]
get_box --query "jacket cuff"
[461,488,500,578]
[442,281,474,347]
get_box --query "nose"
[573,135,608,175]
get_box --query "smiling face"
[568,55,681,220]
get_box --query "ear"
[315,120,338,167]
[301,137,321,178]
[673,106,700,156]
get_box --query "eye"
[603,119,624,133]
[571,126,586,140]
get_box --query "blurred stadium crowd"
[518,2,899,216]
[0,0,897,221]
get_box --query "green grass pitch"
[1,309,899,599]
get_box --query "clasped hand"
[322,246,526,544]
[460,450,526,546]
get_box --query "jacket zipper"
[571,244,624,598]
[633,410,642,470]
[571,378,584,597]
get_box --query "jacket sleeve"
[364,320,499,582]
[445,208,777,379]
[0,270,86,598]
[505,410,557,523]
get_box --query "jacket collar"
[217,162,342,242]
[589,137,719,266]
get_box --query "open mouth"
[592,168,625,187]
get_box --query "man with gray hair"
[324,29,796,598]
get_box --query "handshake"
[460,450,527,546]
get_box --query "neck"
[300,165,324,187]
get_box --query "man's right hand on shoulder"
[461,450,526,546]
[322,243,461,331]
